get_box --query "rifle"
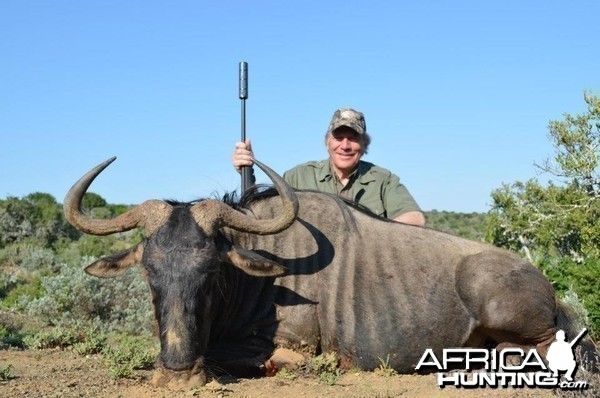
[239,61,254,192]
[569,328,588,348]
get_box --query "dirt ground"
[0,348,565,398]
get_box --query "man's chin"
[332,157,359,172]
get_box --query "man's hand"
[232,139,254,173]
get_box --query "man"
[232,108,425,226]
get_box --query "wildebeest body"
[219,191,557,372]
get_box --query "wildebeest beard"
[143,205,220,372]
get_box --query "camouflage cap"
[327,108,367,135]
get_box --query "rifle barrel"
[239,62,252,191]
[569,328,588,347]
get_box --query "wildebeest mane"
[235,184,395,223]
[164,199,195,206]
[164,185,394,225]
[162,192,243,208]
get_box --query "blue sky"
[1,1,598,213]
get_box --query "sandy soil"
[0,348,562,398]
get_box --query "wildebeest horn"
[63,157,172,236]
[190,158,299,236]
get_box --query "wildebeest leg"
[455,251,557,352]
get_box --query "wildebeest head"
[63,157,298,388]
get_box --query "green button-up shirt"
[282,160,421,219]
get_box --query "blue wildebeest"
[64,157,598,388]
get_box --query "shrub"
[19,247,59,273]
[23,326,84,349]
[0,244,56,307]
[538,256,600,339]
[76,235,118,258]
[72,335,107,356]
[21,257,153,335]
[304,352,342,385]
[22,324,108,354]
[102,335,156,379]
[0,363,12,380]
[1,274,43,309]
[0,193,73,249]
[0,265,23,300]
[276,367,298,381]
[22,324,157,380]
[425,210,487,241]
[0,325,24,348]
[0,242,36,267]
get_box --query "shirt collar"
[356,160,377,184]
[317,159,376,184]
[316,160,333,182]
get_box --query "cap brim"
[329,122,364,135]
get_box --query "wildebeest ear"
[85,243,144,278]
[220,245,287,277]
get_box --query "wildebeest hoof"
[150,367,208,389]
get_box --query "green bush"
[0,193,75,249]
[23,324,108,353]
[537,256,600,339]
[57,230,142,262]
[0,325,24,348]
[76,235,118,258]
[73,333,107,356]
[0,242,37,267]
[21,257,153,335]
[486,93,600,339]
[81,193,107,209]
[19,247,59,273]
[0,243,58,305]
[0,265,22,300]
[305,352,342,385]
[1,274,43,309]
[0,363,13,380]
[22,324,157,380]
[102,335,156,379]
[23,326,84,349]
[425,210,488,241]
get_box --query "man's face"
[327,126,363,176]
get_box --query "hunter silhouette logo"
[546,328,587,381]
[415,328,589,389]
